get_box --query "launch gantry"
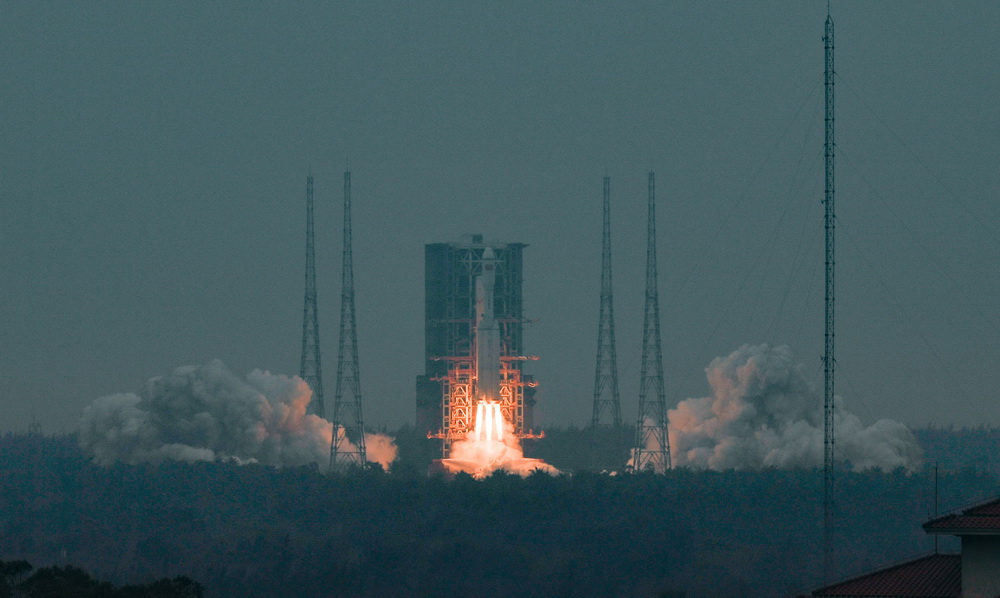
[418,236,540,456]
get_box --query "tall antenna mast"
[631,171,671,472]
[823,7,837,581]
[330,170,366,470]
[592,175,622,428]
[300,173,325,418]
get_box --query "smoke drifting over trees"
[668,344,923,471]
[78,360,396,470]
[78,349,920,475]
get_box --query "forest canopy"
[2,431,997,598]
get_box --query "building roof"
[808,553,960,598]
[924,496,1000,535]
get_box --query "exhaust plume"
[442,401,560,478]
[78,360,397,470]
[667,344,922,472]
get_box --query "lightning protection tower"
[823,7,837,582]
[592,175,622,428]
[300,173,325,418]
[330,170,366,470]
[631,171,671,473]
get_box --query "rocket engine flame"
[432,246,558,479]
[475,400,504,442]
[441,400,559,479]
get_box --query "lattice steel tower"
[823,8,837,582]
[330,170,366,470]
[299,173,325,418]
[631,171,671,472]
[592,175,622,427]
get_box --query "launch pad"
[417,237,540,456]
[413,236,560,477]
[429,457,552,478]
[430,399,552,478]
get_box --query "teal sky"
[2,1,998,433]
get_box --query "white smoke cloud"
[78,360,397,471]
[331,426,398,472]
[668,344,923,472]
[626,417,670,473]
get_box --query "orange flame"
[474,400,504,442]
[438,400,559,478]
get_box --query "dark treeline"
[1,432,998,598]
[914,425,1000,475]
[1,559,202,598]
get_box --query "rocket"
[475,247,501,403]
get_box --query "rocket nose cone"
[482,247,495,260]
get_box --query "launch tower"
[823,8,837,581]
[330,170,366,470]
[631,171,671,473]
[592,176,622,427]
[416,235,538,456]
[299,173,325,418]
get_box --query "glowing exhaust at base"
[434,399,559,479]
[427,247,558,479]
[475,400,504,443]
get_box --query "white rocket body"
[475,248,501,402]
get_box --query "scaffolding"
[417,235,539,456]
[429,355,539,449]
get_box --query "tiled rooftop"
[925,497,1000,533]
[810,553,961,597]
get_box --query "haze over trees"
[2,431,998,597]
[0,559,202,598]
